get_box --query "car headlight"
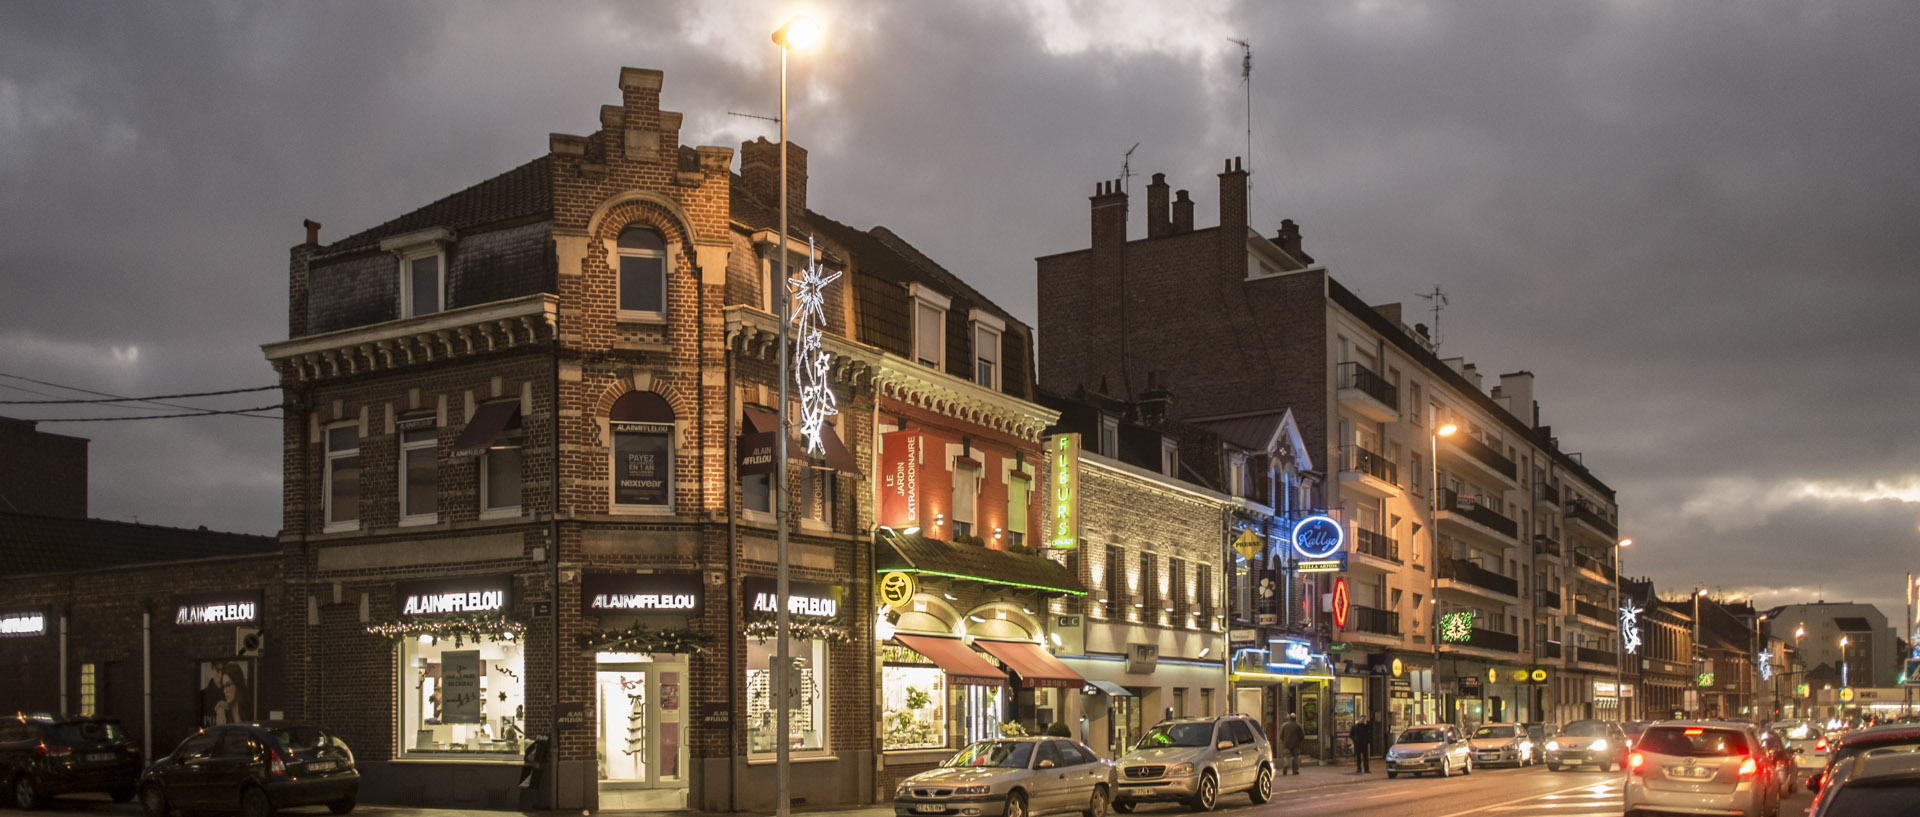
[1545,740,1560,751]
[953,785,991,796]
[1589,739,1609,752]
[897,782,915,797]
[1166,762,1195,777]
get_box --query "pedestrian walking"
[1350,716,1373,773]
[1278,713,1304,774]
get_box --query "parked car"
[1111,715,1271,812]
[1623,721,1780,817]
[1757,727,1800,797]
[1467,722,1534,768]
[895,737,1116,817]
[1807,751,1920,817]
[1545,719,1628,771]
[1773,719,1831,770]
[139,723,358,817]
[1806,722,1920,796]
[1384,723,1473,778]
[0,714,142,808]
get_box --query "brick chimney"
[1146,173,1171,239]
[303,219,322,247]
[1172,189,1194,234]
[1277,218,1313,263]
[1138,371,1174,427]
[739,136,808,214]
[1217,157,1248,280]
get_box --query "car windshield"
[1778,722,1821,740]
[1638,727,1749,757]
[944,741,1033,769]
[1560,721,1607,737]
[46,722,125,745]
[1399,729,1445,744]
[1821,776,1920,815]
[1135,722,1215,749]
[1473,726,1516,739]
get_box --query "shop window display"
[880,644,948,751]
[745,636,826,756]
[401,634,526,758]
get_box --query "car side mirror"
[1806,773,1821,793]
[1038,760,1055,769]
[1217,740,1234,750]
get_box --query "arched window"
[617,226,667,318]
[610,391,674,511]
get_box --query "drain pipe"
[143,605,153,764]
[59,610,68,714]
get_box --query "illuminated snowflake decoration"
[1758,649,1774,681]
[788,238,841,456]
[1440,611,1474,643]
[1619,601,1643,655]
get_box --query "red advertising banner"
[879,430,924,528]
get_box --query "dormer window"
[1227,453,1248,498]
[969,309,1005,390]
[381,227,454,319]
[1099,415,1119,458]
[1161,438,1179,478]
[909,284,951,370]
[617,226,667,319]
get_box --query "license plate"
[1668,766,1713,779]
[86,753,115,762]
[914,805,946,813]
[308,761,337,772]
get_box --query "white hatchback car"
[1385,724,1473,779]
[1624,721,1781,817]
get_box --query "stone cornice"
[263,294,557,382]
[725,304,878,390]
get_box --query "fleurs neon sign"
[1047,433,1081,549]
[789,238,840,457]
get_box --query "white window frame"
[399,423,439,527]
[479,423,523,520]
[614,227,670,321]
[1006,465,1030,546]
[950,462,981,538]
[610,421,675,515]
[324,422,361,533]
[969,309,1005,390]
[910,284,951,370]
[1227,453,1247,499]
[1099,415,1120,458]
[399,247,446,318]
[1161,438,1180,478]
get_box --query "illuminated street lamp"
[1841,635,1851,689]
[1693,588,1709,718]
[1429,422,1455,721]
[771,15,817,817]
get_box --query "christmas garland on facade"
[363,612,527,647]
[577,622,714,655]
[743,618,852,644]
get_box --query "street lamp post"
[770,16,817,817]
[1840,635,1850,689]
[1429,423,1455,723]
[1616,538,1631,720]
[1752,612,1768,720]
[1692,588,1707,718]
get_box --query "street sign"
[1903,658,1920,685]
[1328,641,1352,654]
[1232,528,1263,561]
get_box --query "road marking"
[1423,779,1622,817]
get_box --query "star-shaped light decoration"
[1619,601,1644,654]
[1758,648,1774,681]
[788,238,841,456]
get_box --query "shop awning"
[894,634,1006,687]
[450,401,521,458]
[742,406,863,479]
[1085,679,1133,697]
[974,639,1085,689]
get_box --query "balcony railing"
[1446,432,1517,481]
[1533,534,1561,558]
[1354,527,1401,563]
[1567,499,1618,538]
[1439,557,1519,597]
[1340,444,1399,486]
[1336,361,1398,410]
[1539,640,1563,659]
[1573,549,1616,581]
[1537,589,1561,610]
[1439,489,1519,539]
[1576,645,1618,666]
[1574,598,1608,622]
[1462,627,1519,653]
[1352,604,1399,636]
[1535,482,1560,506]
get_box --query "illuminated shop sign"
[742,577,843,623]
[1268,637,1314,670]
[1439,611,1474,643]
[174,591,263,626]
[1294,556,1347,573]
[581,572,703,617]
[0,609,46,637]
[396,575,512,617]
[880,430,924,528]
[1047,433,1081,549]
[1290,514,1345,560]
[1331,577,1351,628]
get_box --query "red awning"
[611,391,675,423]
[816,420,864,480]
[974,639,1085,689]
[743,407,863,479]
[894,634,1006,687]
[450,401,521,458]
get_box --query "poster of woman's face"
[198,660,252,727]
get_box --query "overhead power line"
[0,372,281,421]
[22,404,286,423]
[0,384,279,405]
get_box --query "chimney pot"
[1172,189,1194,233]
[303,219,322,246]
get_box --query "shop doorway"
[595,653,688,810]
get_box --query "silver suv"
[1112,715,1273,812]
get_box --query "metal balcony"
[1459,627,1519,654]
[1566,499,1618,540]
[1537,589,1562,611]
[1533,534,1562,559]
[1573,548,1616,582]
[1351,604,1400,636]
[1353,527,1401,564]
[1539,640,1563,660]
[1336,361,1399,423]
[1440,431,1517,485]
[1438,488,1519,542]
[1338,444,1400,498]
[1534,481,1561,509]
[1574,598,1612,626]
[1576,645,1618,667]
[1438,557,1519,599]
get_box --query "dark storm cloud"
[2,1,1915,628]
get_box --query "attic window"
[618,227,668,319]
[1099,415,1119,459]
[1161,438,1179,478]
[910,284,951,370]
[380,227,455,319]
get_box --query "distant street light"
[1430,422,1455,722]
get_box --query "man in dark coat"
[1277,713,1304,774]
[1350,716,1373,773]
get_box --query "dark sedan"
[139,723,358,817]
[0,714,142,808]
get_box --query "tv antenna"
[727,110,780,124]
[1229,38,1252,215]
[1419,286,1449,351]
[1122,142,1140,196]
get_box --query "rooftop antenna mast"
[1419,286,1449,352]
[1118,142,1141,401]
[1230,38,1253,221]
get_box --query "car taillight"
[1628,752,1645,775]
[122,740,140,754]
[268,749,287,778]
[35,743,71,758]
[1737,756,1757,777]
[1815,737,1827,751]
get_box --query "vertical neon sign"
[1332,577,1350,629]
[1047,433,1080,549]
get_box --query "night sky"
[3,2,1917,633]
